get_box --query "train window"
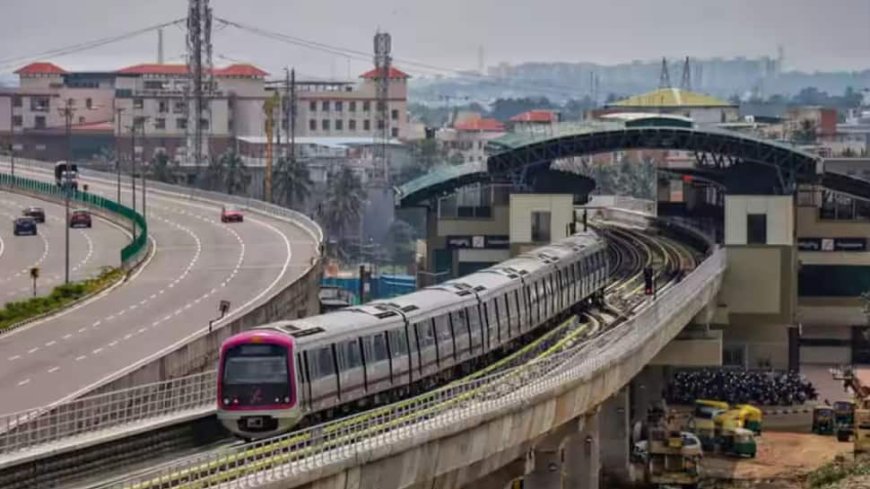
[314,347,335,378]
[388,329,408,357]
[371,333,388,361]
[416,321,435,347]
[341,340,362,369]
[451,310,467,332]
[434,315,452,341]
[467,307,482,347]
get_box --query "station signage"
[446,235,510,250]
[797,237,867,252]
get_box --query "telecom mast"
[185,0,214,173]
[373,31,392,185]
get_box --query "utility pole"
[290,68,296,164]
[129,122,137,239]
[58,98,76,284]
[8,95,15,176]
[186,0,213,176]
[114,106,125,203]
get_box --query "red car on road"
[220,205,244,223]
[70,209,92,228]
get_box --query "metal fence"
[0,372,215,456]
[0,172,148,268]
[108,248,726,489]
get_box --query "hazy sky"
[1,0,868,79]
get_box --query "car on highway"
[23,207,46,223]
[13,216,37,236]
[220,205,244,223]
[70,209,92,228]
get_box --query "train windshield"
[221,343,293,408]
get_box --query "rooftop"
[510,110,559,123]
[360,66,410,80]
[454,116,505,132]
[608,88,734,108]
[117,63,268,77]
[15,62,68,75]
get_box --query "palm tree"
[204,155,226,192]
[319,166,365,238]
[149,151,177,183]
[273,156,312,209]
[220,151,251,195]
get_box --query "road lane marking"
[48,366,59,373]
[75,355,86,361]
[17,379,30,386]
[45,341,55,347]
[63,334,72,340]
[92,348,103,354]
[8,355,20,361]
[27,347,38,354]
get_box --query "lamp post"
[58,98,76,284]
[114,106,125,204]
[127,115,149,238]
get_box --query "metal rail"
[108,247,725,489]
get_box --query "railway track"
[84,224,701,489]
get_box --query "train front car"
[217,330,302,439]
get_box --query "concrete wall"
[509,194,574,244]
[725,195,793,246]
[722,247,784,314]
[650,331,723,366]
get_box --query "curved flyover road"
[0,192,129,303]
[0,162,319,415]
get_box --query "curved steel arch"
[488,127,819,193]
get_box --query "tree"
[319,166,366,238]
[489,97,554,121]
[793,119,818,144]
[221,150,251,195]
[149,151,177,184]
[203,155,226,192]
[273,155,312,209]
[386,220,417,267]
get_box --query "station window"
[746,214,767,245]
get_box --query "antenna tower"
[680,56,692,91]
[659,57,672,89]
[185,0,214,173]
[373,31,392,185]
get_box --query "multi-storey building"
[0,61,411,162]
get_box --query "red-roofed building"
[436,113,506,164]
[509,110,560,132]
[359,67,410,80]
[15,62,67,76]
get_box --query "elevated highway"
[0,158,322,416]
[0,191,128,302]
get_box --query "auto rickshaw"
[812,406,835,435]
[714,409,746,438]
[692,401,727,451]
[720,427,757,458]
[734,404,763,434]
[834,400,855,442]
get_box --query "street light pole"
[114,107,125,204]
[8,95,15,177]
[59,98,75,284]
[129,122,137,239]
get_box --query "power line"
[0,19,185,72]
[214,17,593,99]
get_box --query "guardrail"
[0,172,148,268]
[109,248,726,489]
[0,157,322,246]
[0,372,213,456]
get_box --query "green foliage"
[808,460,870,488]
[577,157,656,200]
[0,268,123,331]
[203,150,251,195]
[318,166,366,238]
[273,156,312,209]
[386,219,417,266]
[149,151,178,184]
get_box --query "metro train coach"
[217,230,609,439]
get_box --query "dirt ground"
[701,432,852,488]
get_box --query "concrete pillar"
[462,458,525,489]
[525,422,576,489]
[563,411,600,489]
[630,365,666,423]
[600,387,630,485]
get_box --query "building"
[437,113,505,165]
[601,88,739,125]
[0,61,412,163]
[508,109,560,133]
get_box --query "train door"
[434,314,454,368]
[387,328,411,385]
[336,339,366,401]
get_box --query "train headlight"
[274,397,280,403]
[223,398,230,405]
[284,396,290,403]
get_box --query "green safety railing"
[0,173,148,268]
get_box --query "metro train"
[217,230,610,439]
